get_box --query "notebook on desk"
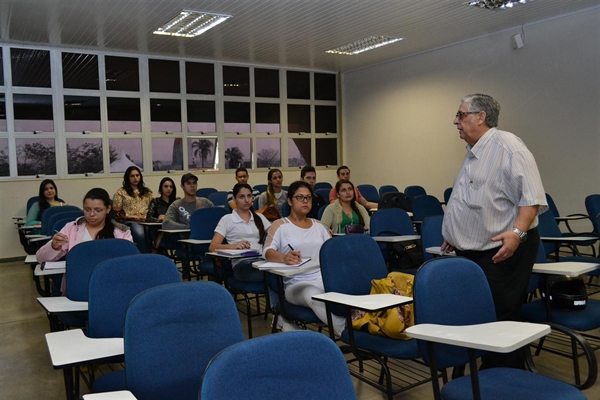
[256,258,314,270]
[216,249,261,257]
[42,261,66,271]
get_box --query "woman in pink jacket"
[37,188,133,293]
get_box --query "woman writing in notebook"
[209,183,271,282]
[262,181,345,334]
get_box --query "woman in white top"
[209,183,271,282]
[263,181,346,334]
[257,168,287,215]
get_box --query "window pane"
[223,66,249,96]
[288,138,311,167]
[314,73,336,100]
[16,138,56,176]
[62,53,99,90]
[64,96,101,132]
[287,71,310,99]
[187,100,216,133]
[224,138,252,169]
[105,56,139,91]
[188,137,218,170]
[109,138,143,173]
[185,62,215,95]
[0,95,5,131]
[0,138,8,176]
[66,138,104,174]
[316,138,337,166]
[315,105,337,133]
[256,138,281,168]
[107,97,141,132]
[11,48,51,88]
[13,94,54,132]
[255,68,279,98]
[149,59,180,93]
[150,99,181,132]
[224,102,250,133]
[287,104,310,133]
[256,103,280,133]
[152,138,183,171]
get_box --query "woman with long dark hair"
[209,183,271,281]
[146,177,177,222]
[257,168,287,214]
[112,166,153,253]
[321,180,370,234]
[25,179,66,228]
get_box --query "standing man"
[163,173,214,230]
[227,167,260,210]
[300,166,327,219]
[328,166,378,210]
[441,94,547,369]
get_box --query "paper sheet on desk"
[43,261,66,270]
[256,258,314,269]
[216,249,261,257]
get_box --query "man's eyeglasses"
[293,195,312,202]
[455,111,480,120]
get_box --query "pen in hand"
[54,230,68,243]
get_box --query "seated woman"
[112,166,153,253]
[145,177,177,252]
[25,179,67,232]
[263,181,345,334]
[36,188,133,295]
[321,180,370,234]
[257,169,287,217]
[209,183,271,282]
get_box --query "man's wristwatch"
[512,227,528,243]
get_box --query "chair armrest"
[312,292,412,313]
[28,235,51,242]
[405,321,550,353]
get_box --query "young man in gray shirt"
[163,173,214,230]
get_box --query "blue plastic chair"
[200,331,358,400]
[46,209,83,234]
[315,188,331,203]
[253,184,267,194]
[317,204,327,220]
[404,185,427,201]
[421,215,444,261]
[413,256,594,398]
[412,194,444,223]
[40,205,82,236]
[281,201,291,217]
[253,197,260,210]
[357,184,379,203]
[92,281,244,400]
[208,191,229,207]
[196,187,218,198]
[184,207,229,279]
[319,235,422,399]
[26,196,38,214]
[379,185,399,198]
[314,182,332,191]
[443,187,453,205]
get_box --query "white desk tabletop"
[45,329,123,368]
[205,251,260,259]
[312,292,412,311]
[29,235,51,242]
[20,225,41,231]
[34,264,65,276]
[540,236,598,243]
[138,222,162,226]
[178,238,211,245]
[25,254,38,264]
[406,321,550,353]
[425,246,456,256]
[12,215,26,220]
[159,229,190,234]
[37,297,88,313]
[252,260,320,277]
[83,391,137,400]
[372,235,421,243]
[532,262,599,276]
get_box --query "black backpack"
[539,275,587,310]
[378,192,413,213]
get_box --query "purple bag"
[344,224,365,235]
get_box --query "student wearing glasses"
[321,180,370,234]
[263,181,345,334]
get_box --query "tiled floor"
[1,260,599,399]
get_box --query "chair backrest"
[379,185,399,197]
[357,184,379,202]
[585,194,600,233]
[196,188,218,198]
[200,331,357,400]
[51,214,82,233]
[26,196,38,213]
[253,184,267,194]
[414,257,496,369]
[317,205,327,220]
[208,191,228,207]
[41,205,82,236]
[545,193,560,218]
[253,197,260,210]
[189,207,229,240]
[47,210,84,234]
[404,185,427,201]
[124,281,244,400]
[320,235,388,316]
[88,254,181,338]
[314,182,332,191]
[412,194,444,222]
[536,210,563,257]
[369,208,414,236]
[66,239,140,301]
[378,192,413,213]
[421,215,444,261]
[281,201,291,217]
[315,188,331,202]
[443,187,453,205]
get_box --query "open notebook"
[216,249,261,257]
[256,258,314,270]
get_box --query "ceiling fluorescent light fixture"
[326,35,403,55]
[465,0,532,10]
[154,10,231,37]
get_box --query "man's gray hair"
[462,94,501,128]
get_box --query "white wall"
[342,8,600,218]
[0,168,338,259]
